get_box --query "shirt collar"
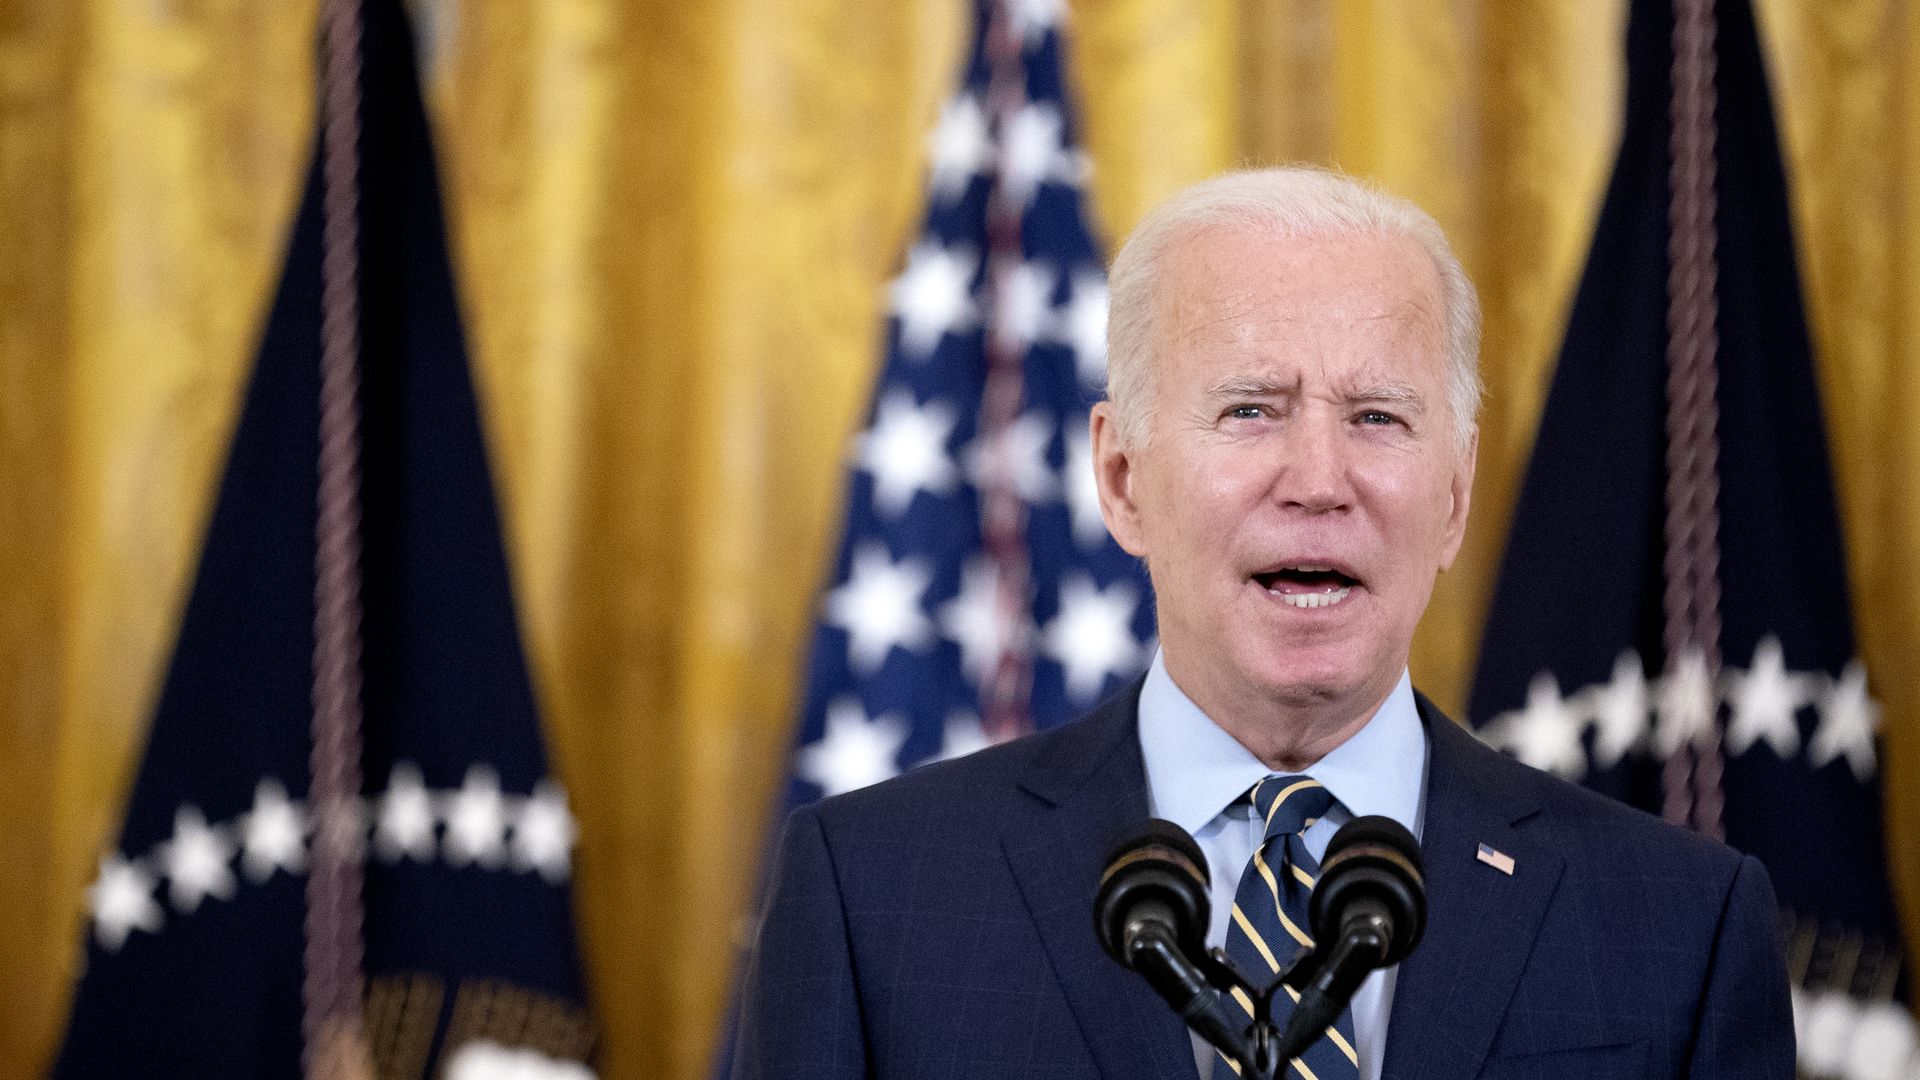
[1310,669,1426,838]
[1138,651,1271,836]
[1137,650,1428,838]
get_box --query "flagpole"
[309,0,374,1073]
[1661,0,1729,841]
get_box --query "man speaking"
[734,168,1794,1079]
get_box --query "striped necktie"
[1211,775,1359,1080]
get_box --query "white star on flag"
[1587,651,1649,769]
[857,390,959,517]
[938,557,1011,688]
[1497,672,1587,778]
[375,761,439,864]
[992,257,1056,349]
[1725,636,1805,758]
[935,710,994,763]
[444,1041,596,1080]
[890,240,979,359]
[1829,998,1919,1080]
[88,854,164,952]
[509,779,578,883]
[1007,0,1065,48]
[444,765,509,870]
[966,409,1057,504]
[827,543,937,674]
[241,778,307,884]
[160,805,237,913]
[1043,573,1144,703]
[927,93,990,203]
[997,103,1067,215]
[1653,648,1717,758]
[1810,660,1879,780]
[1047,268,1109,387]
[798,698,910,797]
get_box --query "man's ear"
[1090,402,1149,557]
[1438,425,1477,571]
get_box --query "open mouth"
[1254,565,1360,609]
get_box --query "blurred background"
[1,0,1915,1078]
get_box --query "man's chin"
[1255,675,1360,709]
[1239,651,1378,710]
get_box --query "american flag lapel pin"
[1476,843,1516,875]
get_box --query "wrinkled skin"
[1092,226,1476,770]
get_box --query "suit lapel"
[1380,696,1566,1080]
[1002,683,1198,1080]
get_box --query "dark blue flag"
[55,3,593,1076]
[1468,0,1912,1073]
[783,0,1152,806]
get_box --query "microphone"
[1275,815,1426,1060]
[1095,820,1255,1066]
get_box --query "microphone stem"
[1127,923,1260,1070]
[1274,914,1390,1062]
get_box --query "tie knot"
[1250,775,1333,840]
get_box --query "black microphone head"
[1323,814,1421,862]
[1308,815,1425,965]
[1094,819,1211,965]
[1112,818,1209,880]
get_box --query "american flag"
[785,0,1154,806]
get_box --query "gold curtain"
[1,2,1914,1078]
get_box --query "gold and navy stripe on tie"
[1213,775,1359,1080]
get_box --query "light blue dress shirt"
[1136,650,1429,1080]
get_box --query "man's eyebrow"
[1347,382,1426,409]
[1205,375,1296,398]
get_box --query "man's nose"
[1277,419,1352,514]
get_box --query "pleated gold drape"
[1,3,1914,1078]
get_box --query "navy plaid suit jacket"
[733,680,1795,1079]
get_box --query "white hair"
[1104,166,1482,451]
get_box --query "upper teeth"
[1286,565,1334,573]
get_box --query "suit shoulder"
[807,704,1126,838]
[1422,697,1743,878]
[1472,735,1745,877]
[816,726,1039,817]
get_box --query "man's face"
[1093,225,1475,723]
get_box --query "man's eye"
[1227,405,1266,420]
[1358,410,1399,426]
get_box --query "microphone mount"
[1096,816,1426,1080]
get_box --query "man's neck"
[1161,654,1402,772]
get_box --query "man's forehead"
[1170,299,1442,345]
[1156,229,1444,327]
[1159,292,1450,379]
[1161,221,1435,277]
[1203,369,1430,403]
